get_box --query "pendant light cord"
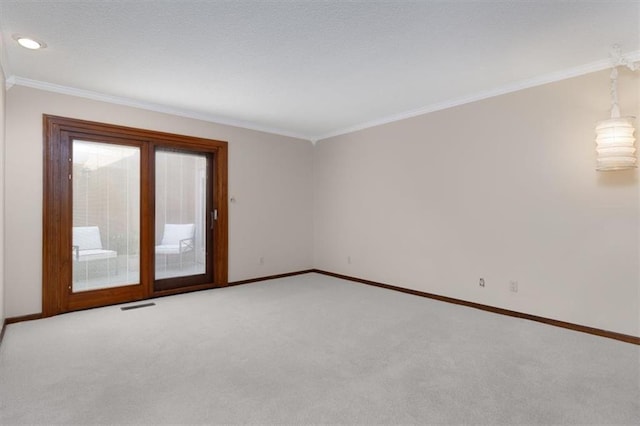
[607,45,639,119]
[609,67,620,119]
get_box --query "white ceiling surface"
[0,1,639,142]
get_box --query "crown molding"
[313,50,640,142]
[6,76,313,142]
[6,50,639,145]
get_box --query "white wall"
[314,70,640,337]
[0,64,5,325]
[4,85,313,317]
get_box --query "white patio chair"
[155,223,195,269]
[72,226,118,273]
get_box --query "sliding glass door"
[72,140,141,292]
[154,149,213,291]
[43,115,228,315]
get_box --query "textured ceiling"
[1,1,639,141]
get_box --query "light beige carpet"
[1,273,638,424]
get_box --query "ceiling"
[1,1,639,142]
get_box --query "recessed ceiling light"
[13,34,46,50]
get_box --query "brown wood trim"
[133,269,315,297]
[214,147,229,288]
[4,313,44,325]
[0,316,41,348]
[0,315,44,348]
[312,269,640,345]
[42,115,229,148]
[229,269,315,286]
[152,282,220,298]
[42,116,64,316]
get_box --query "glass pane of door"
[155,150,208,280]
[72,140,140,292]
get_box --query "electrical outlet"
[479,278,485,287]
[259,256,264,265]
[510,280,518,292]
[347,256,352,264]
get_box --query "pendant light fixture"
[595,46,638,171]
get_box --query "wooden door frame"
[43,115,228,316]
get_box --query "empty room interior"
[0,1,639,424]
